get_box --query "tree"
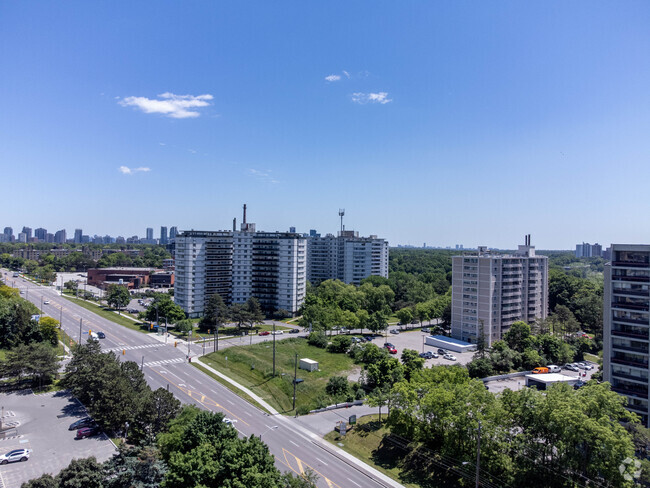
[307,331,327,349]
[104,445,167,488]
[325,376,351,400]
[229,303,250,329]
[144,294,186,324]
[503,321,532,353]
[106,284,130,312]
[56,457,105,488]
[365,356,404,389]
[396,307,414,327]
[245,297,265,329]
[281,470,319,488]
[39,316,59,346]
[20,473,58,488]
[174,319,193,337]
[326,335,351,353]
[367,385,391,422]
[2,342,60,385]
[64,280,79,294]
[400,348,424,379]
[201,293,229,331]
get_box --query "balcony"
[612,329,650,341]
[613,289,650,298]
[613,316,650,326]
[613,261,650,268]
[612,386,649,399]
[611,370,649,383]
[612,357,649,369]
[612,343,649,355]
[612,275,650,283]
[612,302,649,312]
[626,403,649,414]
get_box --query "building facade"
[174,229,307,318]
[603,244,650,426]
[451,238,548,346]
[575,242,603,258]
[306,230,389,285]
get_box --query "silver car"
[0,449,31,464]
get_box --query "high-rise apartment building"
[451,237,548,346]
[174,214,306,318]
[34,228,47,241]
[603,244,650,426]
[54,229,67,244]
[169,227,178,240]
[146,228,154,240]
[3,227,13,241]
[18,233,27,243]
[74,229,83,244]
[160,226,168,245]
[307,230,389,285]
[576,242,603,258]
[22,227,32,240]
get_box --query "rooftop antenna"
[243,204,247,224]
[338,209,345,234]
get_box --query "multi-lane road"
[1,270,403,488]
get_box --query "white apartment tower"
[307,230,389,285]
[451,236,548,346]
[174,209,306,317]
[603,244,650,427]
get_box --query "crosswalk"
[106,343,162,353]
[143,357,185,367]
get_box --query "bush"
[296,405,311,416]
[307,332,327,349]
[466,357,494,379]
[325,376,351,399]
[327,335,352,354]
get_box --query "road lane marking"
[289,440,299,447]
[282,448,341,488]
[315,457,328,466]
[348,479,362,487]
[148,369,249,426]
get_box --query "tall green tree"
[106,284,131,312]
[201,293,230,331]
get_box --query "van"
[532,367,549,374]
[547,365,561,373]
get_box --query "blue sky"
[2,1,650,249]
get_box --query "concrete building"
[54,229,66,244]
[451,236,549,346]
[74,229,83,244]
[146,228,154,240]
[169,226,178,240]
[3,227,13,242]
[21,227,32,240]
[174,209,307,318]
[18,232,27,243]
[306,230,389,285]
[87,267,158,289]
[34,228,47,241]
[575,242,603,258]
[160,226,168,245]
[603,244,650,426]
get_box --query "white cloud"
[119,166,151,175]
[325,74,341,82]
[343,70,350,79]
[248,168,279,184]
[118,92,213,118]
[351,92,392,105]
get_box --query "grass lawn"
[584,352,601,363]
[170,323,293,341]
[62,295,150,334]
[324,415,419,488]
[200,337,357,414]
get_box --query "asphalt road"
[1,270,402,488]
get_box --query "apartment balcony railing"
[612,343,650,355]
[612,357,649,369]
[612,329,650,341]
[612,302,650,312]
[612,275,650,283]
[613,289,650,297]
[613,261,650,268]
[612,386,649,399]
[611,370,650,383]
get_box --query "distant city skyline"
[3,2,650,249]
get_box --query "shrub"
[307,332,327,349]
[327,335,352,354]
[325,376,351,399]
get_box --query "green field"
[62,295,149,333]
[324,415,419,488]
[199,337,358,414]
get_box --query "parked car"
[97,331,106,339]
[443,353,457,361]
[75,426,101,439]
[577,362,593,370]
[363,336,374,342]
[390,329,400,335]
[90,332,98,339]
[272,330,283,335]
[258,331,270,336]
[43,300,50,305]
[421,327,430,333]
[69,417,95,431]
[573,380,587,389]
[532,367,549,374]
[387,346,397,354]
[419,351,433,359]
[0,449,31,464]
[431,352,439,358]
[564,363,579,372]
[384,343,395,349]
[351,337,362,344]
[288,328,300,334]
[340,327,348,333]
[223,418,237,426]
[547,365,561,373]
[437,348,447,355]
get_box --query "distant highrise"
[289,226,296,233]
[576,242,603,258]
[169,226,178,240]
[18,232,27,243]
[22,227,32,240]
[34,228,47,241]
[146,228,154,240]
[3,227,13,241]
[160,226,168,245]
[74,229,83,244]
[54,229,67,244]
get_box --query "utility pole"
[59,306,63,329]
[272,322,276,377]
[79,318,83,343]
[292,354,298,411]
[141,356,144,371]
[476,421,482,488]
[213,325,216,353]
[216,320,220,352]
[40,296,43,316]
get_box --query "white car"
[443,353,457,361]
[223,418,237,426]
[0,449,31,464]
[272,330,283,335]
[44,300,50,305]
[390,329,400,335]
[577,362,593,371]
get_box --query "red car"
[258,331,270,336]
[75,426,100,439]
[387,346,397,354]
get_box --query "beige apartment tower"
[451,237,548,346]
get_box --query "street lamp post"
[259,425,278,440]
[78,318,83,343]
[272,322,276,377]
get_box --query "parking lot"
[367,328,475,366]
[0,390,116,488]
[485,364,598,394]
